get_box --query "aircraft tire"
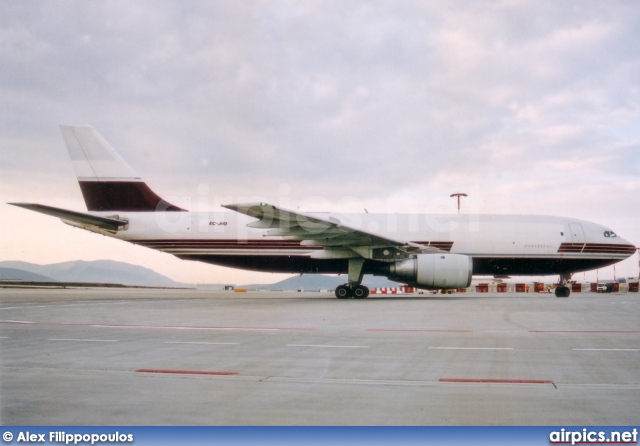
[353,285,369,299]
[335,285,352,299]
[554,286,570,298]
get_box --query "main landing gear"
[335,284,370,299]
[555,273,572,298]
[335,258,370,299]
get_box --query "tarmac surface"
[1,287,639,425]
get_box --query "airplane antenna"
[450,192,468,214]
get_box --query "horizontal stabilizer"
[9,203,128,232]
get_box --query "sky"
[1,0,639,285]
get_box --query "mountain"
[0,260,189,288]
[0,260,403,291]
[243,274,403,291]
[0,267,55,282]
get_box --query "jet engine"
[387,253,473,289]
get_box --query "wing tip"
[8,202,38,210]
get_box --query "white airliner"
[10,126,636,298]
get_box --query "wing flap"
[222,202,437,260]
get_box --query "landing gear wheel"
[353,285,370,299]
[335,285,352,299]
[555,286,570,298]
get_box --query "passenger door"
[568,223,585,244]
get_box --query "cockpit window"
[604,231,617,238]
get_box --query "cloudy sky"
[1,0,639,284]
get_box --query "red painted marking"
[0,320,315,331]
[440,378,553,384]
[136,369,238,376]
[530,330,640,334]
[366,328,473,333]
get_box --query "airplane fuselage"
[83,210,635,277]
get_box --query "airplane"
[10,126,636,298]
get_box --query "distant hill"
[0,267,55,282]
[243,274,402,291]
[0,260,189,288]
[0,260,404,291]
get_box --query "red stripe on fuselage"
[558,243,636,255]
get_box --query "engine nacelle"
[388,253,473,289]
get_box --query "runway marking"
[530,330,640,334]
[164,341,239,345]
[136,369,238,376]
[0,320,316,332]
[287,344,370,349]
[0,302,133,310]
[366,328,473,333]
[429,347,514,350]
[440,378,554,384]
[0,336,10,339]
[47,338,119,343]
[573,348,640,351]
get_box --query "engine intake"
[388,253,473,289]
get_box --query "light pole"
[450,193,467,214]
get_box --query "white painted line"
[287,344,370,349]
[47,338,119,343]
[165,341,239,345]
[573,348,640,351]
[0,320,313,332]
[429,347,514,350]
[0,302,131,310]
[0,336,10,339]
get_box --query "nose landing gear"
[555,273,572,298]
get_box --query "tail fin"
[60,126,184,212]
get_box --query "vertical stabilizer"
[59,126,184,212]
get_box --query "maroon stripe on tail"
[79,181,185,212]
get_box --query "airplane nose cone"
[594,224,637,258]
[626,239,636,250]
[616,236,636,258]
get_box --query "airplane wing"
[9,203,128,232]
[222,202,439,260]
